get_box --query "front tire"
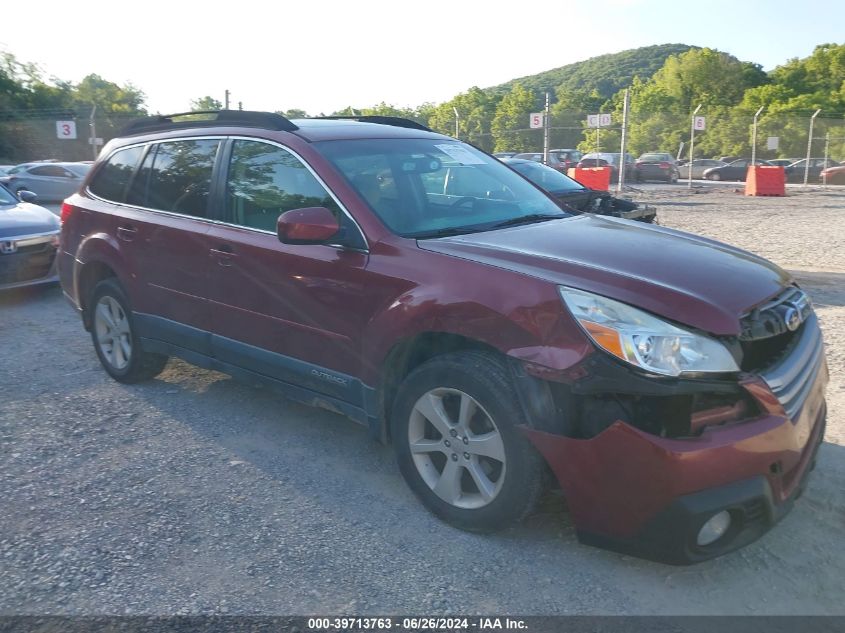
[391,351,545,532]
[89,278,168,383]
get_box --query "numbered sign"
[693,116,706,131]
[56,120,77,139]
[529,113,544,129]
[587,114,612,127]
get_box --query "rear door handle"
[117,225,137,242]
[210,247,237,267]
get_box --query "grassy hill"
[488,43,697,98]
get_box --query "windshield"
[0,184,18,205]
[507,161,586,194]
[315,139,567,238]
[66,163,92,177]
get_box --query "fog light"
[696,510,732,546]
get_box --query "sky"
[1,0,843,116]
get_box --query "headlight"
[559,287,739,377]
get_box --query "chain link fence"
[0,110,143,164]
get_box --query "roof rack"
[120,110,299,136]
[311,115,433,132]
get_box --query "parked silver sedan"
[0,162,91,202]
[678,159,727,180]
[0,184,60,290]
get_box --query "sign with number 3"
[56,120,77,140]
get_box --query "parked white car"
[678,159,727,180]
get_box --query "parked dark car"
[0,183,60,290]
[511,149,582,172]
[492,152,518,159]
[1,161,91,202]
[502,158,655,222]
[59,111,827,565]
[634,152,680,183]
[785,158,840,183]
[703,159,774,181]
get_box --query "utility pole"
[688,103,702,190]
[543,92,550,166]
[751,105,764,165]
[89,104,98,161]
[617,88,630,194]
[238,101,243,111]
[453,107,460,139]
[823,132,830,186]
[804,109,821,186]
[224,90,230,110]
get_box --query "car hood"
[418,215,791,336]
[0,202,60,239]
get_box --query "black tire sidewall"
[391,353,543,532]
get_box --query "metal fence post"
[688,104,702,190]
[804,109,821,186]
[751,105,764,165]
[543,92,550,166]
[617,88,630,194]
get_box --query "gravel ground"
[1,186,844,616]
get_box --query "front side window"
[131,139,219,217]
[89,146,145,202]
[225,140,341,232]
[316,138,567,238]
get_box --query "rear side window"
[129,139,219,217]
[89,146,145,202]
[29,165,72,177]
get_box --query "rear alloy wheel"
[709,172,722,181]
[391,352,544,532]
[89,278,168,383]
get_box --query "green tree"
[191,95,223,111]
[428,87,497,150]
[491,83,540,152]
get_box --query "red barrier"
[745,166,785,196]
[567,167,611,191]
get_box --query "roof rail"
[311,115,433,132]
[120,110,298,136]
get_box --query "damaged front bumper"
[517,314,829,564]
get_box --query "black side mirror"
[18,190,38,204]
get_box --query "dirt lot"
[1,186,844,615]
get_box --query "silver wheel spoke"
[467,431,505,462]
[432,459,462,504]
[96,302,116,331]
[109,298,122,325]
[467,462,497,501]
[458,393,477,428]
[113,338,126,368]
[410,439,445,455]
[119,337,132,361]
[414,393,454,437]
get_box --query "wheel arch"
[376,331,559,443]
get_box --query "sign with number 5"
[529,113,544,129]
[56,120,77,139]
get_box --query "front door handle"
[117,226,137,242]
[210,247,237,267]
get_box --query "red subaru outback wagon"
[59,111,827,564]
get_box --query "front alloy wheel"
[391,351,545,532]
[409,388,506,509]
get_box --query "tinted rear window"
[129,139,219,217]
[89,146,145,202]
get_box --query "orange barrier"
[567,167,611,191]
[745,166,785,196]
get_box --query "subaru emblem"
[784,306,803,332]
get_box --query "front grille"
[0,247,57,284]
[739,286,813,371]
[760,313,824,421]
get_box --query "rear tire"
[88,278,168,383]
[391,351,545,532]
[709,172,722,181]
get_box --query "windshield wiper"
[488,213,565,230]
[412,226,482,239]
